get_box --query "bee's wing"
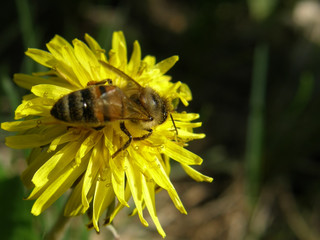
[97,86,150,122]
[99,61,142,89]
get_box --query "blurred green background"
[1,0,320,239]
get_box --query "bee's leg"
[112,122,132,158]
[87,79,113,86]
[133,129,153,141]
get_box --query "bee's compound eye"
[142,88,160,112]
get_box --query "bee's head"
[138,87,169,129]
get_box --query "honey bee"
[50,61,175,158]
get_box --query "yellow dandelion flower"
[1,31,212,237]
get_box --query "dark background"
[1,0,320,239]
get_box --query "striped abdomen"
[50,85,110,125]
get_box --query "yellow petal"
[81,144,101,210]
[22,93,36,101]
[92,170,114,232]
[139,150,173,191]
[1,117,50,132]
[46,35,73,61]
[110,31,127,69]
[61,44,91,87]
[127,146,149,177]
[54,62,83,88]
[13,74,44,90]
[46,41,74,75]
[75,131,101,165]
[167,189,187,214]
[175,121,202,128]
[103,126,114,155]
[162,154,171,176]
[171,112,200,122]
[157,121,205,141]
[64,177,87,216]
[32,141,82,187]
[178,82,192,105]
[48,35,73,53]
[127,40,141,77]
[5,126,65,149]
[21,148,56,188]
[181,164,213,182]
[172,129,206,141]
[142,55,156,67]
[14,74,75,91]
[31,84,73,100]
[110,156,128,207]
[84,33,107,62]
[31,155,89,216]
[41,42,81,88]
[125,157,148,226]
[106,183,131,224]
[161,140,203,165]
[139,150,187,214]
[15,97,53,120]
[25,48,53,68]
[32,70,56,76]
[141,175,166,238]
[64,174,96,217]
[73,39,100,80]
[154,55,179,76]
[49,129,88,152]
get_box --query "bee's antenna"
[99,60,143,89]
[170,113,178,137]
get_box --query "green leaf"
[0,176,40,240]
